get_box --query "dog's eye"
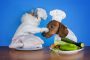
[50,25,54,29]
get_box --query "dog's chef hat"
[50,9,66,22]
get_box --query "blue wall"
[0,0,90,46]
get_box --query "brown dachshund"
[42,9,77,42]
[42,20,68,38]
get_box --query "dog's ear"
[57,22,68,38]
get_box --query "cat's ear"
[58,23,68,38]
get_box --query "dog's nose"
[42,32,52,38]
[42,32,46,37]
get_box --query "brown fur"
[42,20,68,38]
[57,22,68,38]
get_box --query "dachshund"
[42,9,77,42]
[42,20,68,38]
[42,20,77,42]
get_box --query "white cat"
[9,8,49,50]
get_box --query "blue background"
[0,0,90,46]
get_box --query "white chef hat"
[36,8,47,20]
[50,9,66,22]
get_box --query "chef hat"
[21,8,47,23]
[36,8,47,20]
[50,9,66,22]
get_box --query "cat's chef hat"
[21,8,47,23]
[50,9,66,22]
[36,8,47,20]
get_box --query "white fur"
[55,28,77,42]
[50,9,77,42]
[9,8,48,49]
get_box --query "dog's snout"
[42,32,46,37]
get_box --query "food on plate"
[61,38,84,48]
[50,38,84,51]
